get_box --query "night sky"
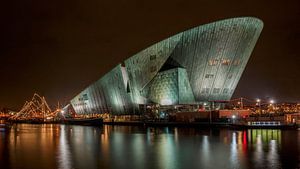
[0,0,299,110]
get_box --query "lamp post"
[256,99,261,115]
[269,99,275,113]
[232,115,236,124]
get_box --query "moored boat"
[231,123,297,129]
[63,117,103,126]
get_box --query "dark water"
[0,124,299,169]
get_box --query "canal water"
[0,124,299,169]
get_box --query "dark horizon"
[0,0,299,110]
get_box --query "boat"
[63,117,103,126]
[230,122,297,129]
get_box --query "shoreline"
[103,121,298,129]
[3,119,298,129]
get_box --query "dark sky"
[0,0,299,110]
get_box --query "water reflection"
[254,131,264,168]
[7,124,59,169]
[267,140,280,168]
[57,125,71,169]
[201,135,210,167]
[230,132,238,167]
[0,124,299,169]
[158,133,177,169]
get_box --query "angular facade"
[70,17,263,115]
[70,65,133,115]
[141,67,195,105]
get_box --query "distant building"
[70,17,263,115]
[219,109,253,119]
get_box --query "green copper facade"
[170,17,263,101]
[141,67,195,105]
[70,65,133,115]
[124,34,182,106]
[70,17,263,115]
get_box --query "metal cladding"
[71,65,133,115]
[70,17,263,115]
[141,67,195,105]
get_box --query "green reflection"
[248,129,281,144]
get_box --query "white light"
[256,99,261,103]
[203,102,207,106]
[232,115,236,119]
[270,100,274,104]
[61,110,65,114]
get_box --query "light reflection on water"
[0,124,299,169]
[57,125,71,169]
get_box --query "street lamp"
[269,99,275,113]
[256,98,261,115]
[232,115,236,124]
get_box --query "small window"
[208,59,218,66]
[150,55,156,60]
[221,59,230,65]
[82,94,88,100]
[205,74,214,78]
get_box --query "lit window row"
[204,73,233,79]
[208,58,241,66]
[201,88,231,94]
[249,121,281,126]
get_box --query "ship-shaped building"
[69,17,263,115]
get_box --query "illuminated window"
[221,59,230,65]
[208,59,218,66]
